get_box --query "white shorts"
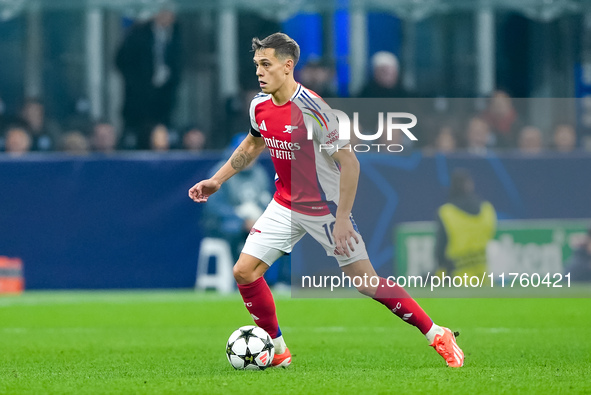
[242,199,369,267]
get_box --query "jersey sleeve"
[311,108,349,156]
[249,99,261,138]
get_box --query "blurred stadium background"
[1,1,591,393]
[1,0,591,149]
[0,0,590,290]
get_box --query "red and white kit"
[242,84,369,266]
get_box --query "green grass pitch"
[0,291,590,394]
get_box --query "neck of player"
[271,78,298,106]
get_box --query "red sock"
[237,277,281,339]
[373,277,433,334]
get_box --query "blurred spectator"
[435,169,497,277]
[553,124,576,153]
[4,126,32,155]
[434,126,457,154]
[563,228,591,282]
[298,58,337,98]
[18,98,61,152]
[0,95,5,151]
[465,116,491,155]
[518,126,544,155]
[481,90,523,148]
[202,133,272,262]
[224,88,260,146]
[0,95,7,132]
[61,131,90,155]
[358,51,410,98]
[182,127,206,152]
[64,97,93,135]
[91,121,118,153]
[150,124,170,151]
[116,5,182,149]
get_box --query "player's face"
[253,49,291,95]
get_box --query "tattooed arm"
[188,134,266,203]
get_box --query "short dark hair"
[252,33,300,66]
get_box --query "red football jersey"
[249,84,349,216]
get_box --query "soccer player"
[189,33,464,368]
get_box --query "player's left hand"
[188,178,221,203]
[332,216,359,258]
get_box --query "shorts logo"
[249,228,262,235]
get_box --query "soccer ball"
[226,326,275,370]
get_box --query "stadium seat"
[196,238,234,294]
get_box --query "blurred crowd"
[416,91,579,156]
[0,8,207,156]
[0,96,207,155]
[0,9,584,156]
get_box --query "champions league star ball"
[226,326,275,370]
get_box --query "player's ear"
[284,58,294,74]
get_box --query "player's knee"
[233,263,257,284]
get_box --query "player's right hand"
[188,179,221,203]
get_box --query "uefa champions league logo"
[304,109,418,153]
